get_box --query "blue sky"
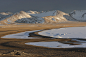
[0,0,86,13]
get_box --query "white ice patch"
[1,30,40,39]
[25,41,86,48]
[38,27,86,38]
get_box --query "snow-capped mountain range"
[0,10,86,24]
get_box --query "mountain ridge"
[0,10,86,24]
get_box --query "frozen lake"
[2,26,86,48]
[38,27,86,38]
[25,27,86,48]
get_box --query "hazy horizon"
[0,0,86,13]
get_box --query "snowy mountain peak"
[27,10,39,14]
[69,10,86,21]
[41,10,68,23]
[16,11,31,18]
[0,12,12,15]
[56,10,68,16]
[0,11,31,24]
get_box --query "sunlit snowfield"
[2,27,86,48]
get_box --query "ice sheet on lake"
[38,27,86,38]
[25,41,86,48]
[1,30,40,39]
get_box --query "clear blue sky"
[0,0,86,13]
